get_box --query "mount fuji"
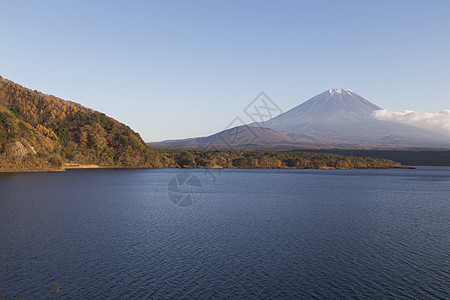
[150,89,450,150]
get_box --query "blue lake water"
[0,167,449,299]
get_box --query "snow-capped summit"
[328,88,354,94]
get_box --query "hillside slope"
[149,125,300,150]
[0,76,159,170]
[0,103,63,170]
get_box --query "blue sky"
[1,0,449,141]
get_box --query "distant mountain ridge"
[149,126,299,150]
[152,89,450,150]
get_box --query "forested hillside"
[0,76,159,170]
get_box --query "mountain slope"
[261,89,381,130]
[0,75,159,169]
[149,125,299,150]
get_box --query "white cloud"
[372,109,450,137]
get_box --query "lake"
[0,167,449,299]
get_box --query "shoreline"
[64,163,101,169]
[0,168,65,173]
[0,165,415,174]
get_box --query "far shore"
[0,165,415,174]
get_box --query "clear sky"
[1,0,449,142]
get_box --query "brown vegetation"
[158,149,405,169]
[0,76,158,169]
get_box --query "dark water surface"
[0,167,449,299]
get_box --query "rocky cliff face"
[5,140,36,158]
